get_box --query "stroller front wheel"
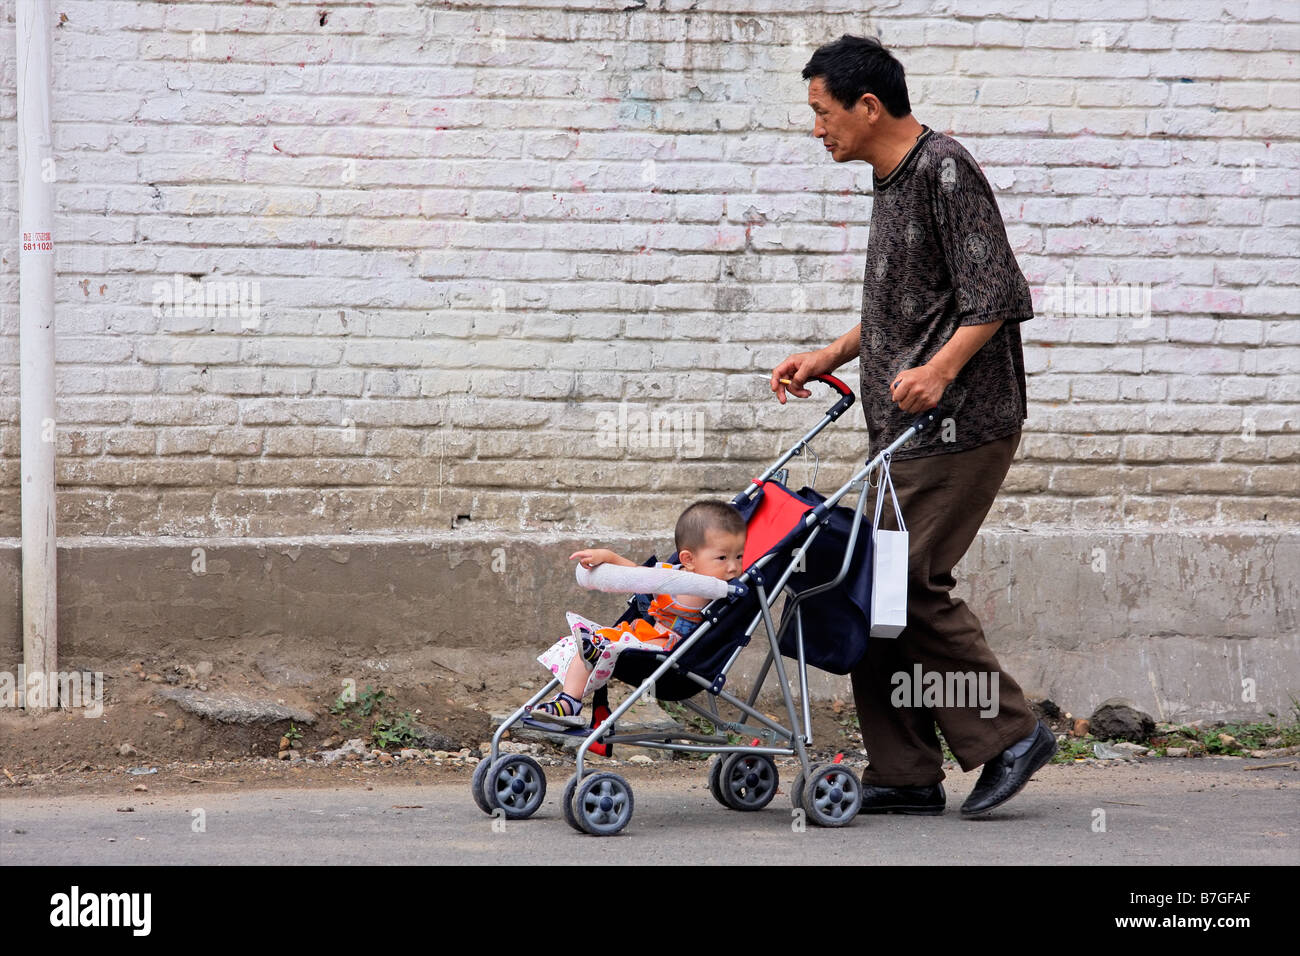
[561,769,598,833]
[574,772,635,836]
[483,754,548,820]
[470,755,496,815]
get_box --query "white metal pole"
[17,0,57,713]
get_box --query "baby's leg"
[561,625,611,698]
[531,624,615,726]
[530,620,620,725]
[562,653,590,699]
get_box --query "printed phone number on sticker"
[22,231,53,252]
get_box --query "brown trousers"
[852,431,1037,786]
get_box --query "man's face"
[808,76,873,162]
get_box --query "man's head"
[802,35,913,163]
[675,500,747,581]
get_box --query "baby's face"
[681,528,746,581]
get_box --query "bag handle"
[871,453,907,535]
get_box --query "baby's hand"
[570,548,612,569]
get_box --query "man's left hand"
[889,364,950,414]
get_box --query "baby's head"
[674,500,747,581]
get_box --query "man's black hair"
[802,35,911,118]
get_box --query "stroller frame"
[473,376,939,834]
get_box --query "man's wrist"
[928,357,959,385]
[928,320,1003,386]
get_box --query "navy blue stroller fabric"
[775,486,874,675]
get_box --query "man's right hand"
[770,349,835,404]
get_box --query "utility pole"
[17,0,58,712]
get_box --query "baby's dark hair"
[674,500,747,554]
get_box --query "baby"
[529,499,747,729]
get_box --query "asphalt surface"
[2,759,1295,865]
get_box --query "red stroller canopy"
[740,481,814,568]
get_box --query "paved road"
[2,760,1295,865]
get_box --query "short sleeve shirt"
[859,126,1033,460]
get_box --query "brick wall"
[1,0,1296,538]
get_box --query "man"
[770,35,1056,816]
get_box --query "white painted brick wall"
[0,0,1296,536]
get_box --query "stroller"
[470,375,939,835]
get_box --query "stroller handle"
[909,407,941,433]
[737,374,858,502]
[811,374,855,421]
[813,373,852,398]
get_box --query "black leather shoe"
[960,722,1057,816]
[859,780,946,815]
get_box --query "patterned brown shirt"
[859,126,1033,460]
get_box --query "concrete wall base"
[2,529,1296,723]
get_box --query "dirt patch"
[0,653,498,776]
[0,648,867,788]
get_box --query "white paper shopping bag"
[870,455,909,638]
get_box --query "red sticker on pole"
[22,231,53,254]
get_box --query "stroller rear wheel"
[573,772,635,836]
[483,754,547,820]
[800,764,862,827]
[717,754,779,811]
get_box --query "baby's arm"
[570,548,638,570]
